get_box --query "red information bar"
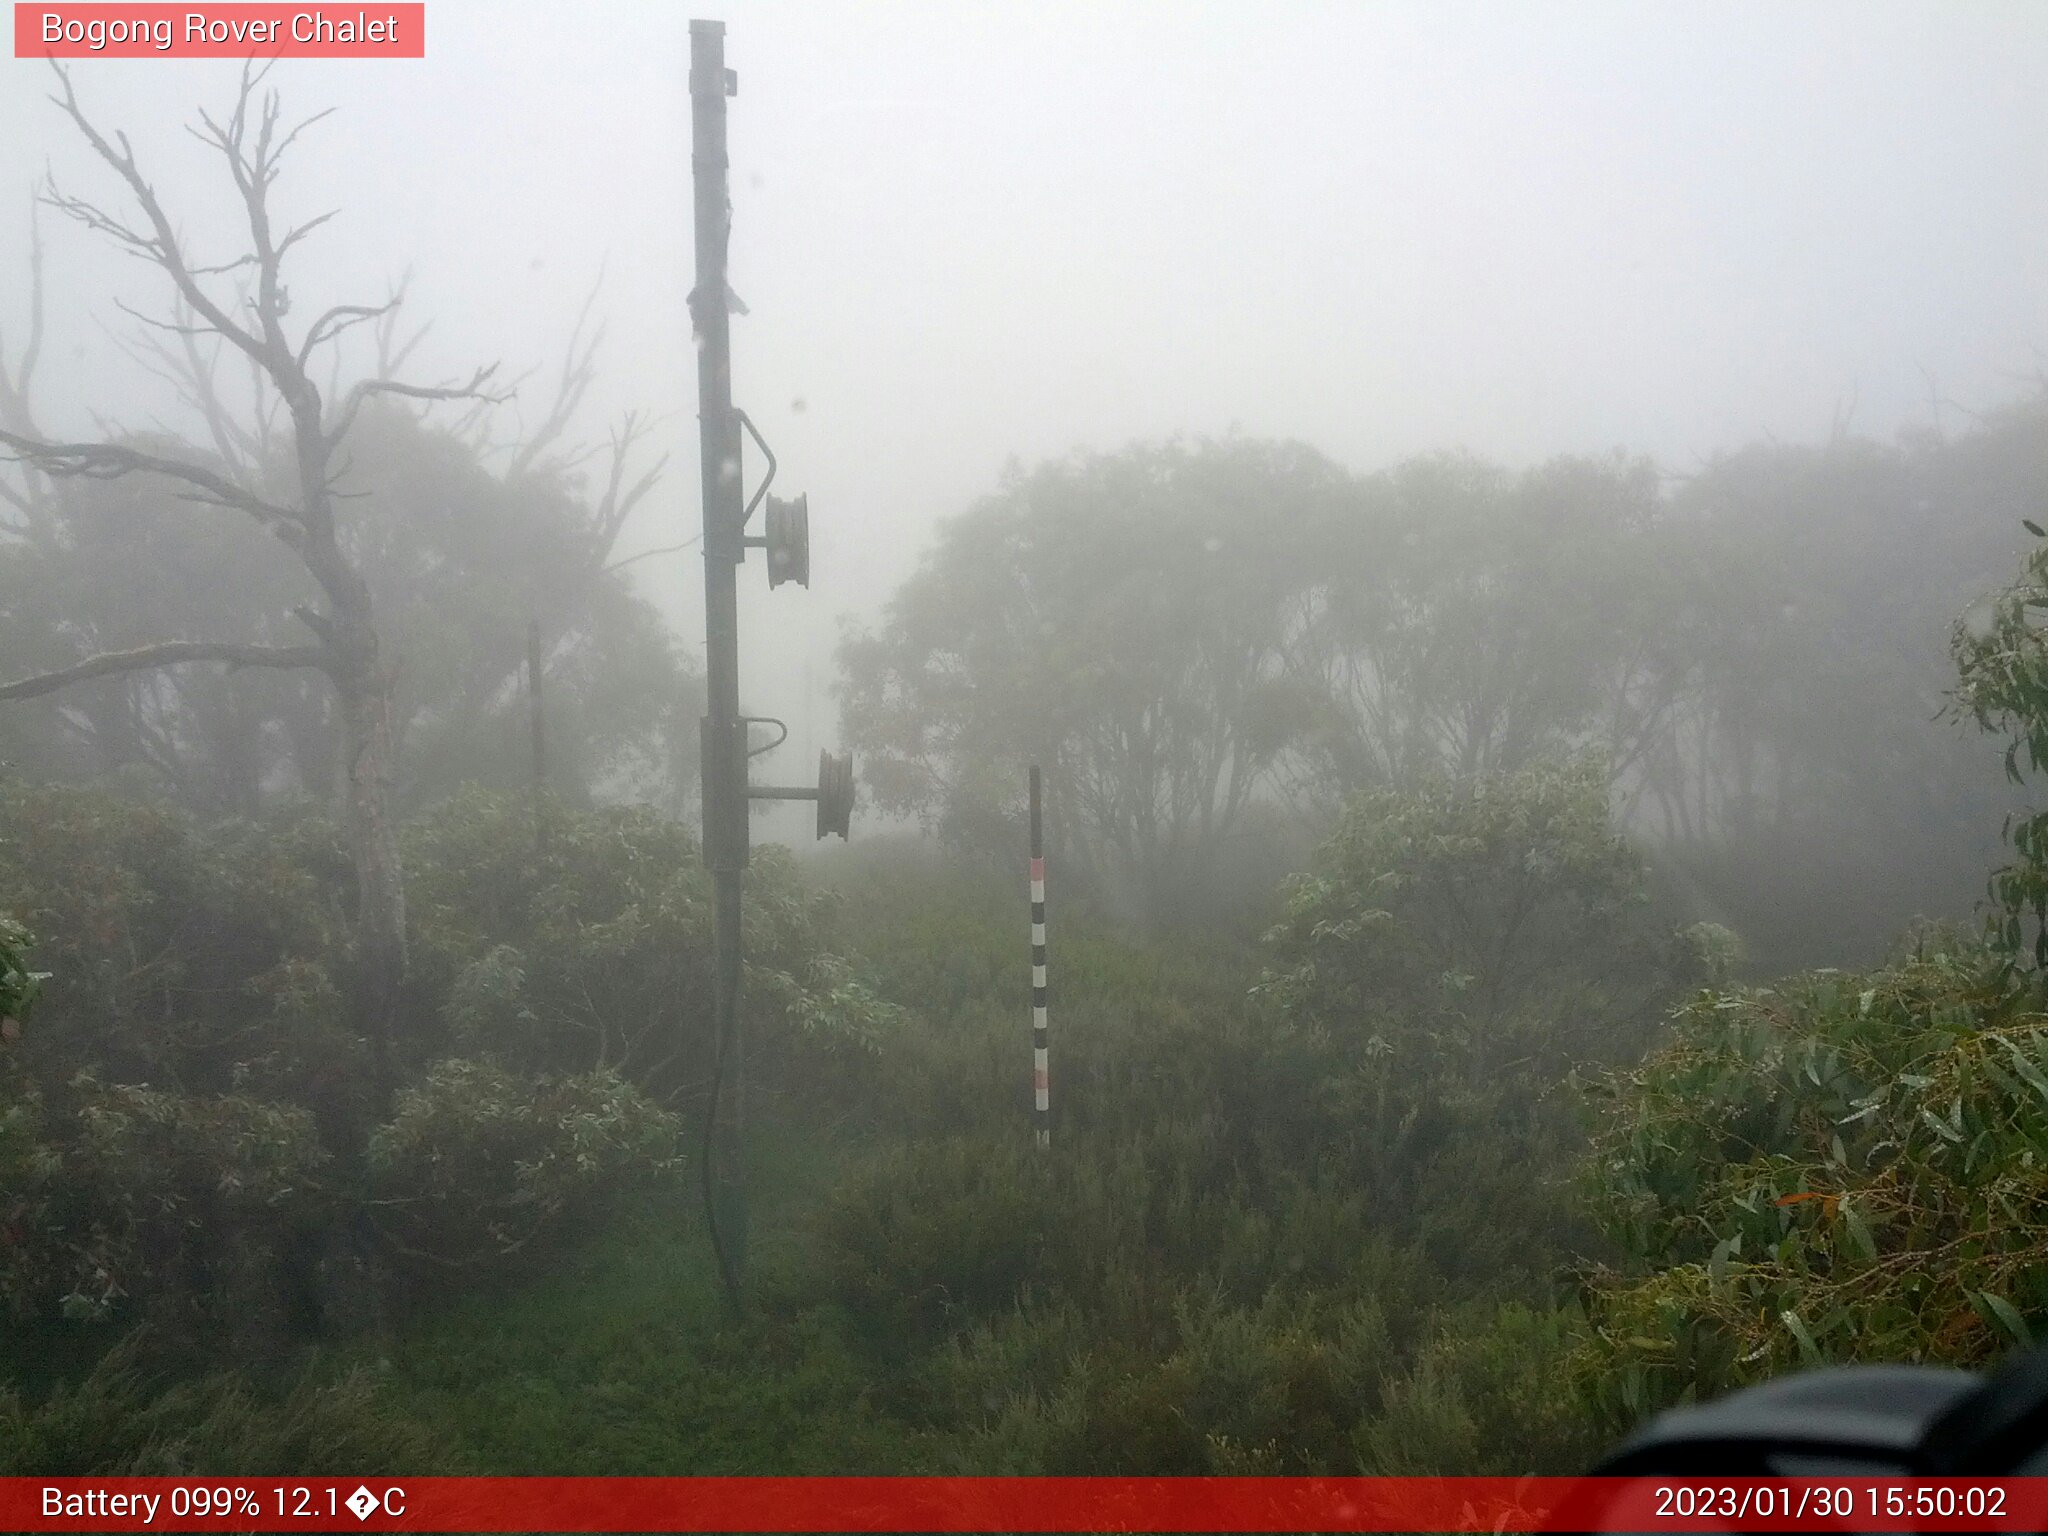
[8,1476,2048,1532]
[14,4,425,58]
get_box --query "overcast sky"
[4,0,2047,808]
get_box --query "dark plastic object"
[1592,1364,1979,1477]
[765,492,809,589]
[816,749,852,839]
[1568,1348,2048,1533]
[1917,1344,2048,1474]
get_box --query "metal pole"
[1030,765,1050,1147]
[690,18,748,1301]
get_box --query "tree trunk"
[0,71,511,1125]
[294,376,412,1109]
[336,659,405,1100]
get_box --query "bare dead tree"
[581,408,669,581]
[505,274,605,482]
[489,286,674,793]
[502,274,671,583]
[0,63,506,1094]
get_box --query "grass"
[361,1109,940,1474]
[355,878,1276,1476]
[347,864,1263,1477]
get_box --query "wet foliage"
[5,388,2048,1475]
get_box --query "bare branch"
[447,393,500,454]
[0,197,59,541]
[597,454,667,562]
[18,198,45,391]
[297,291,402,371]
[290,604,334,643]
[0,197,47,413]
[98,292,267,474]
[190,77,295,365]
[39,182,157,262]
[0,639,331,701]
[43,63,271,370]
[600,537,699,577]
[175,297,266,469]
[370,273,429,377]
[508,271,606,478]
[272,109,338,169]
[579,409,669,571]
[326,363,507,449]
[246,336,283,447]
[112,297,214,337]
[185,252,260,278]
[274,208,340,270]
[0,428,301,541]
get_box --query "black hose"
[699,970,745,1318]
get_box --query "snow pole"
[1030,765,1050,1147]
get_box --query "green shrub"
[366,1058,680,1272]
[904,1280,1398,1474]
[0,781,362,1120]
[1258,757,1664,1073]
[787,1135,1062,1347]
[0,913,44,1032]
[1360,1302,1601,1475]
[1241,762,1683,1283]
[1582,937,2048,1424]
[1954,522,2048,966]
[0,1335,446,1474]
[1,1071,328,1352]
[404,789,902,1103]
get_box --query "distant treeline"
[5,359,2044,973]
[841,394,2048,967]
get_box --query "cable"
[699,951,746,1318]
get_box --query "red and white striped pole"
[1029,764,1050,1148]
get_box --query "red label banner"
[14,4,425,58]
[7,1476,2048,1532]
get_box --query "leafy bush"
[1249,761,1673,1275]
[404,789,902,1102]
[1953,522,2048,965]
[0,789,369,1362]
[931,1285,1396,1474]
[752,766,1714,1475]
[366,1058,680,1272]
[794,1119,1590,1476]
[0,1335,446,1474]
[1582,937,2048,1424]
[1,1070,328,1358]
[0,914,44,1035]
[0,780,362,1120]
[1259,757,1662,1070]
[1360,1302,1601,1475]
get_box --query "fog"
[6,2,2045,793]
[13,1,2048,1489]
[1,0,2046,952]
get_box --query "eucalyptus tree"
[1275,450,1684,821]
[840,438,1339,923]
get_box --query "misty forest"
[7,8,2048,1483]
